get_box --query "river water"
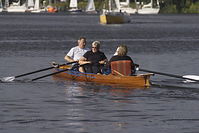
[0,13,199,133]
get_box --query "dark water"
[0,13,199,133]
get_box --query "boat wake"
[0,78,31,83]
[151,79,199,90]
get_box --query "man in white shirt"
[64,37,89,62]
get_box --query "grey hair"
[92,41,101,48]
[117,45,128,56]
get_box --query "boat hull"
[53,67,153,88]
[120,7,137,14]
[138,8,160,14]
[100,12,130,24]
[68,8,82,13]
[6,6,26,12]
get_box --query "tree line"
[157,0,199,13]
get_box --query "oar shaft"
[139,68,183,78]
[139,68,199,82]
[31,69,69,81]
[15,66,54,78]
[14,61,77,78]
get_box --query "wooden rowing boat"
[53,66,153,88]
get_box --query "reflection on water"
[62,81,140,131]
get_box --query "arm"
[99,59,108,65]
[64,55,75,62]
[64,48,75,62]
[79,56,92,65]
[99,52,108,65]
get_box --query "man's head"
[91,41,100,53]
[78,37,86,49]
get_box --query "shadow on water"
[52,77,149,96]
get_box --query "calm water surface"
[0,13,199,133]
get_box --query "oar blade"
[1,76,15,82]
[183,75,199,83]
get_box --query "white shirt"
[67,46,89,61]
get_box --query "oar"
[182,75,199,83]
[1,61,77,82]
[138,68,199,82]
[31,68,70,81]
[32,63,82,81]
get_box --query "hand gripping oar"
[1,61,77,82]
[138,68,199,82]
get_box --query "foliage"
[51,2,68,11]
[159,2,178,13]
[159,0,199,13]
[184,2,199,13]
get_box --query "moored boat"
[47,6,57,13]
[136,0,160,14]
[100,10,131,24]
[85,0,97,14]
[119,0,137,14]
[0,0,3,12]
[100,0,131,24]
[53,66,153,88]
[68,0,82,13]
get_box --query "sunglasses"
[92,47,98,49]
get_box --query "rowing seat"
[110,60,133,76]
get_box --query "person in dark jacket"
[79,41,107,74]
[109,45,135,75]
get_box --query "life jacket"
[110,60,133,76]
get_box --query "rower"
[109,45,135,76]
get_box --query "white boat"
[0,0,3,12]
[31,0,46,13]
[100,0,131,24]
[26,0,34,12]
[85,0,97,13]
[136,0,160,14]
[68,0,82,12]
[119,0,137,14]
[5,0,26,12]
